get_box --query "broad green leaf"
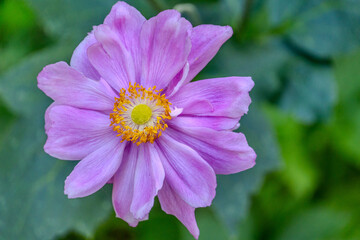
[278,59,336,123]
[25,0,157,42]
[221,0,245,27]
[25,0,116,41]
[267,0,360,58]
[0,116,112,240]
[213,105,281,235]
[0,43,75,116]
[204,38,290,100]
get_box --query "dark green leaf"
[0,43,75,117]
[25,0,157,42]
[266,0,360,58]
[278,59,336,123]
[0,115,112,240]
[205,38,290,100]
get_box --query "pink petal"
[140,10,192,90]
[170,77,254,118]
[167,124,256,175]
[112,144,145,226]
[64,139,126,198]
[173,115,240,131]
[37,61,115,111]
[186,25,233,82]
[155,133,216,208]
[88,25,135,91]
[104,1,145,82]
[130,144,165,219]
[158,181,200,239]
[44,105,114,160]
[70,32,101,80]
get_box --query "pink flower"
[37,2,256,238]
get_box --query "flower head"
[37,1,256,238]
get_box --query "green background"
[0,0,359,239]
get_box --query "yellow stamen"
[110,83,172,145]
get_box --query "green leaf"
[331,49,360,165]
[221,0,245,26]
[25,0,157,42]
[25,0,116,41]
[0,45,112,240]
[212,105,281,235]
[0,43,75,116]
[276,206,351,240]
[0,116,112,240]
[265,106,319,198]
[205,38,290,100]
[266,0,360,58]
[278,59,336,123]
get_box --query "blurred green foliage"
[0,0,359,239]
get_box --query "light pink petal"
[158,181,199,239]
[88,24,135,91]
[155,133,216,208]
[140,10,192,90]
[170,77,254,118]
[112,144,146,226]
[173,115,240,131]
[70,32,101,80]
[130,144,165,219]
[104,1,145,82]
[185,25,233,83]
[165,62,190,97]
[64,139,126,198]
[37,62,115,111]
[44,105,114,160]
[167,123,256,175]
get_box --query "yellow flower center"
[131,104,152,125]
[110,83,171,145]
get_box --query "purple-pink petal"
[167,124,256,175]
[70,32,100,80]
[156,133,216,208]
[130,144,165,219]
[173,115,240,131]
[186,25,233,82]
[104,1,145,82]
[170,77,254,118]
[158,181,200,239]
[140,10,192,90]
[44,105,114,160]
[87,29,135,92]
[112,144,144,226]
[64,139,126,198]
[37,61,115,111]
